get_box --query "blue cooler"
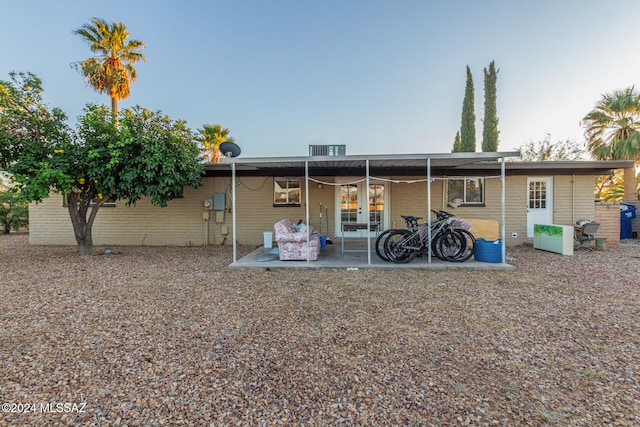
[474,238,503,263]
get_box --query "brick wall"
[595,203,621,246]
[28,174,611,248]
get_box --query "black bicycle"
[378,210,475,263]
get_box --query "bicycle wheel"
[384,230,419,263]
[430,229,448,260]
[375,229,394,262]
[436,230,466,262]
[451,228,475,262]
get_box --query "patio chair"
[574,221,600,251]
[274,219,320,261]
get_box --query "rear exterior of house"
[29,156,633,248]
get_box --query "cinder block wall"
[595,203,621,246]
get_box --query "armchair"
[274,219,320,261]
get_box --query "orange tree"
[1,72,203,255]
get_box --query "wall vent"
[309,144,346,157]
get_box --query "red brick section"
[595,203,621,246]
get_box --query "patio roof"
[206,151,520,176]
[205,152,634,177]
[216,152,633,267]
[222,152,519,266]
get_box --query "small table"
[341,223,380,255]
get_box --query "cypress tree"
[452,131,461,152]
[482,60,499,152]
[459,66,476,152]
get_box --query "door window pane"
[369,184,384,224]
[529,181,546,209]
[340,184,358,222]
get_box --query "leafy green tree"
[0,191,28,234]
[482,61,499,152]
[73,18,146,126]
[517,134,587,161]
[1,72,203,255]
[458,66,476,152]
[0,72,70,168]
[196,123,235,163]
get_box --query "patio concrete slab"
[230,240,515,270]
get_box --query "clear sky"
[2,0,639,157]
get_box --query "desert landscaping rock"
[1,234,639,426]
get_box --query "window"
[274,177,301,206]
[528,180,546,209]
[447,178,484,205]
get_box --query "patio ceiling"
[205,153,634,177]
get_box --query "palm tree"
[197,124,235,163]
[582,86,640,200]
[74,18,146,126]
[582,87,640,160]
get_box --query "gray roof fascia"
[217,151,521,166]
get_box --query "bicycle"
[375,215,421,262]
[382,210,475,263]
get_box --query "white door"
[527,177,553,238]
[335,181,387,238]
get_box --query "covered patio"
[230,239,516,270]
[219,151,520,268]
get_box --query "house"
[28,152,634,260]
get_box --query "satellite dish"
[220,142,241,158]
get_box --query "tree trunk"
[623,167,638,201]
[111,97,118,128]
[76,223,94,256]
[67,191,101,256]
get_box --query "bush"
[0,191,28,233]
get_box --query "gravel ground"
[1,233,639,427]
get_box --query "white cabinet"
[533,224,574,255]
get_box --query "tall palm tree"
[582,87,640,201]
[582,87,640,160]
[197,124,235,163]
[74,18,146,126]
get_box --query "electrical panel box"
[213,193,226,210]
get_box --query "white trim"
[232,161,237,264]
[427,158,432,264]
[305,161,310,263]
[501,158,506,263]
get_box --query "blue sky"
[2,0,640,157]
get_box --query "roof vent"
[309,144,346,156]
